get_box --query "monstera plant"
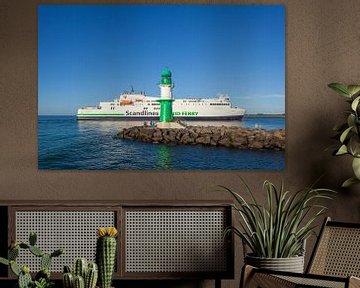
[328,83,360,187]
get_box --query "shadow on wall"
[298,105,360,222]
[285,95,360,268]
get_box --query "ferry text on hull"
[77,92,245,121]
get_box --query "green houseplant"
[62,258,98,288]
[328,83,360,187]
[0,232,63,288]
[96,227,118,288]
[222,179,334,272]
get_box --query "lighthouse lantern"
[158,69,174,122]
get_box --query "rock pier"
[117,126,285,151]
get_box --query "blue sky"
[38,5,285,115]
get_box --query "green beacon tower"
[158,69,174,123]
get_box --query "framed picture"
[38,5,285,170]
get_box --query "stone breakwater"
[117,126,285,150]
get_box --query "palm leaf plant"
[222,179,335,258]
[328,83,360,187]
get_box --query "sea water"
[38,116,285,170]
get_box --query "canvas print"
[38,5,285,170]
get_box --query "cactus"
[18,270,32,288]
[41,253,52,270]
[0,233,63,288]
[29,232,37,246]
[21,265,30,274]
[51,248,64,258]
[63,259,98,288]
[96,227,118,288]
[18,266,32,288]
[64,265,72,273]
[85,263,98,288]
[9,246,19,260]
[35,268,51,281]
[10,260,20,276]
[19,243,30,249]
[74,275,85,288]
[0,257,9,266]
[63,272,74,288]
[74,258,88,279]
[29,245,44,257]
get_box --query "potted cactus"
[0,232,63,288]
[96,227,118,288]
[62,258,98,288]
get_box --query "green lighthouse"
[158,69,174,123]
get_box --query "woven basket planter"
[245,254,305,273]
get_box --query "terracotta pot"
[245,254,305,273]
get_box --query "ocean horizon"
[38,115,285,170]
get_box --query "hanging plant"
[328,83,360,187]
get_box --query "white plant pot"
[245,254,305,273]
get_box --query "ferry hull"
[76,92,246,121]
[76,115,244,121]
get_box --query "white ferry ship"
[77,91,245,121]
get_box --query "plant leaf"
[0,257,9,266]
[347,114,356,128]
[352,157,360,179]
[342,177,360,188]
[347,85,360,97]
[328,83,351,97]
[222,179,335,258]
[351,96,360,111]
[336,144,348,155]
[340,126,353,143]
[350,135,360,157]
